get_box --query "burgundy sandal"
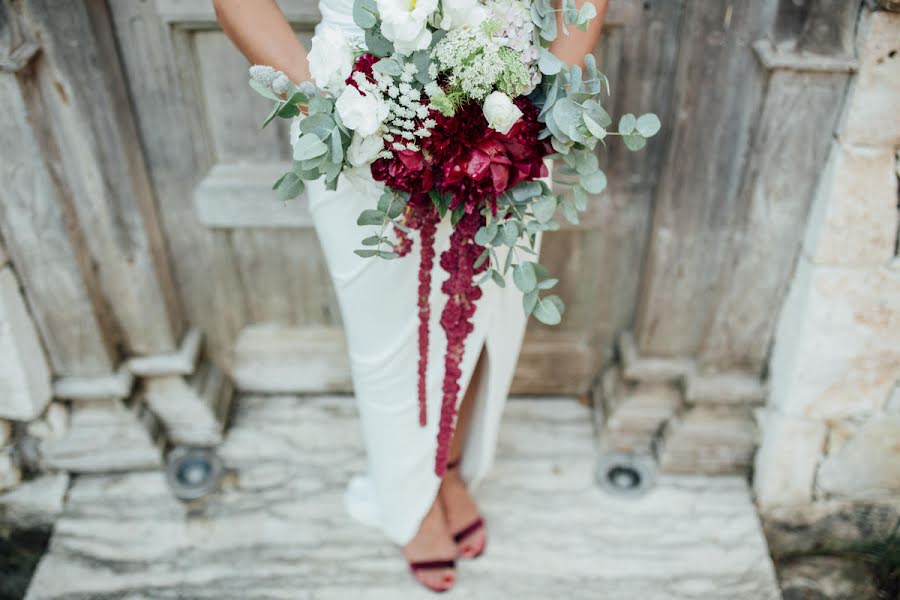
[445,458,487,559]
[408,559,456,593]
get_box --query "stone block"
[769,260,900,419]
[39,398,163,473]
[0,419,11,447]
[816,415,900,500]
[0,268,52,421]
[142,361,233,446]
[761,499,900,558]
[657,405,757,475]
[0,473,69,529]
[840,11,900,147]
[753,411,827,508]
[25,402,69,441]
[595,367,681,456]
[0,447,21,491]
[777,556,880,600]
[804,143,898,266]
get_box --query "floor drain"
[595,453,657,498]
[165,447,224,501]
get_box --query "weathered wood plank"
[108,0,250,369]
[0,71,114,375]
[20,0,184,355]
[698,69,850,372]
[230,230,340,325]
[194,163,313,228]
[634,1,772,358]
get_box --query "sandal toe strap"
[409,559,456,571]
[452,516,484,544]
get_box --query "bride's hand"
[548,0,609,68]
[213,0,312,86]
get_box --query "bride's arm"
[212,0,311,84]
[549,0,608,67]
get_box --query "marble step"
[26,396,780,600]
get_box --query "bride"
[214,0,606,592]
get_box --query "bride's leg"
[438,345,488,557]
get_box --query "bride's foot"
[439,460,487,559]
[403,496,457,592]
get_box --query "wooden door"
[106,0,671,396]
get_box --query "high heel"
[445,458,487,559]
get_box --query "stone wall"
[755,6,900,546]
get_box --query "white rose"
[308,25,354,93]
[439,0,489,30]
[482,91,523,135]
[376,0,438,55]
[347,132,384,166]
[335,86,389,137]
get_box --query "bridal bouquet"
[249,0,658,475]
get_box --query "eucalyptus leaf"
[300,113,335,138]
[576,2,597,29]
[513,262,537,293]
[377,190,393,212]
[352,0,377,29]
[618,113,637,135]
[572,185,588,211]
[538,47,563,75]
[475,223,498,245]
[512,181,543,203]
[365,27,394,57]
[361,235,381,246]
[636,113,661,137]
[583,114,607,140]
[474,248,490,269]
[377,250,398,259]
[537,278,559,290]
[354,248,378,258]
[582,99,612,127]
[274,172,304,200]
[532,195,557,223]
[308,95,334,115]
[356,209,385,226]
[277,103,300,119]
[580,169,607,194]
[293,134,328,161]
[523,289,538,314]
[501,220,520,246]
[412,50,432,84]
[533,297,562,325]
[503,244,514,273]
[623,133,647,151]
[329,127,344,163]
[560,196,579,224]
[373,58,402,76]
[574,149,599,176]
[491,269,506,288]
[249,78,279,101]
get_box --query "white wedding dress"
[306,0,543,545]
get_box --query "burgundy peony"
[423,98,550,215]
[371,150,434,195]
[345,53,379,89]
